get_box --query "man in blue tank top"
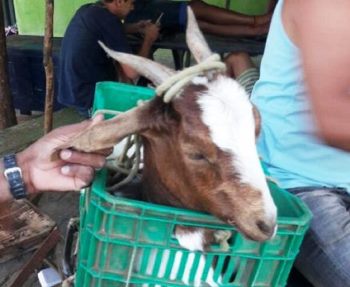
[58,0,159,117]
[232,0,350,286]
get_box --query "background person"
[249,0,350,286]
[58,0,159,118]
[126,0,276,37]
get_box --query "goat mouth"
[226,218,274,242]
[225,219,255,240]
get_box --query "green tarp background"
[14,0,93,37]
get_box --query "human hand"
[136,20,152,34]
[143,23,160,43]
[124,20,152,34]
[17,115,110,194]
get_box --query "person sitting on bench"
[125,0,277,37]
[58,0,159,118]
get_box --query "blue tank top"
[251,0,350,191]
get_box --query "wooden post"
[0,2,17,129]
[43,0,54,133]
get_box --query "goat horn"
[60,102,152,152]
[186,7,213,63]
[98,41,176,86]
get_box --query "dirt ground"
[0,191,80,286]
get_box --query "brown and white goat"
[63,8,277,249]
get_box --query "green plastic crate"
[14,0,94,37]
[93,81,156,119]
[76,82,312,287]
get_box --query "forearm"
[124,23,139,34]
[0,159,12,202]
[189,0,254,25]
[137,38,154,59]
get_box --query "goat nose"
[256,220,276,237]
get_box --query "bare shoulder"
[293,0,350,150]
[294,0,350,31]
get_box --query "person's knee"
[225,52,250,65]
[225,52,252,77]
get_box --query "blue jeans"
[288,187,350,287]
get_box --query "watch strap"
[3,154,27,199]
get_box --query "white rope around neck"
[156,53,226,103]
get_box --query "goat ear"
[186,7,213,63]
[60,102,153,152]
[98,41,175,86]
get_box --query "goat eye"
[188,153,207,161]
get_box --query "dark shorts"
[126,0,188,32]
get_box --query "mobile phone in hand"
[153,12,164,25]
